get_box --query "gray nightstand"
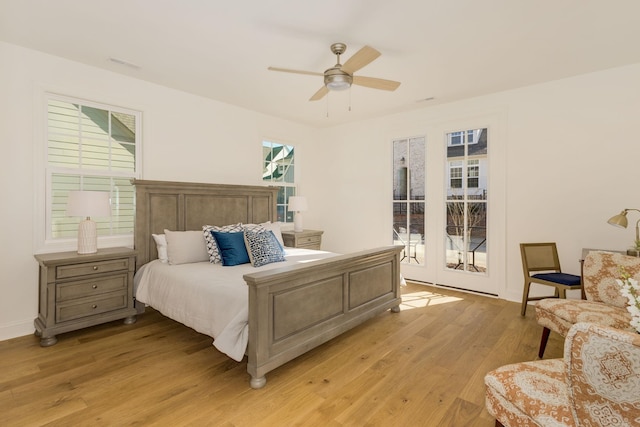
[281,229,323,250]
[34,247,137,346]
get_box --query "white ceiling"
[2,0,640,128]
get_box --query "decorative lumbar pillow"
[164,229,209,265]
[244,230,286,267]
[203,223,244,263]
[152,233,168,263]
[211,231,250,266]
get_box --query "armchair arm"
[565,322,640,425]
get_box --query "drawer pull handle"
[93,266,98,271]
[92,304,98,309]
[92,284,98,289]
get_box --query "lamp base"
[627,248,640,257]
[77,218,98,254]
[293,212,303,233]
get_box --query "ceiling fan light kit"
[324,68,353,91]
[269,42,400,101]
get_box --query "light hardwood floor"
[0,281,563,426]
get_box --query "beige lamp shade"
[67,191,111,254]
[607,208,640,246]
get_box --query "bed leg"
[250,375,266,389]
[390,305,401,313]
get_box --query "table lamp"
[288,196,308,233]
[67,190,111,254]
[607,208,640,255]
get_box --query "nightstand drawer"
[298,236,320,245]
[56,258,130,279]
[57,274,128,302]
[56,292,128,322]
[281,230,323,249]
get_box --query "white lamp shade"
[288,196,308,212]
[67,191,111,218]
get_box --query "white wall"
[0,42,318,340]
[3,39,640,341]
[307,63,640,302]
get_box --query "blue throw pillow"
[211,231,250,266]
[244,230,286,267]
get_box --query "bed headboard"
[133,179,279,269]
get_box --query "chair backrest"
[582,251,640,306]
[520,243,561,276]
[566,322,640,426]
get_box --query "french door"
[392,119,505,296]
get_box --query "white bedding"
[134,248,337,361]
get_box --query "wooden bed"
[133,179,403,388]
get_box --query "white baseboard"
[0,319,35,342]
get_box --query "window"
[46,94,140,241]
[262,140,296,222]
[392,137,426,264]
[447,130,476,146]
[450,160,463,188]
[449,159,479,189]
[467,159,479,188]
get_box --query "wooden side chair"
[519,242,581,316]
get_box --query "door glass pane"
[393,137,425,264]
[409,138,425,201]
[445,128,488,273]
[393,139,408,200]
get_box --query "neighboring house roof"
[447,129,487,159]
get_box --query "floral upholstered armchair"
[535,251,640,358]
[485,322,640,427]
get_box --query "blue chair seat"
[532,272,581,286]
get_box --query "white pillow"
[164,229,209,265]
[152,233,168,263]
[262,221,284,247]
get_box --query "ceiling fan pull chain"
[349,88,352,112]
[326,92,329,118]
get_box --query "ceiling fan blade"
[309,86,328,101]
[268,66,323,77]
[352,75,401,91]
[341,46,381,74]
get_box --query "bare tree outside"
[445,129,488,273]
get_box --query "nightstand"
[34,247,137,346]
[281,229,323,250]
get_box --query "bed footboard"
[243,245,403,389]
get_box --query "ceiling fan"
[268,43,401,101]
